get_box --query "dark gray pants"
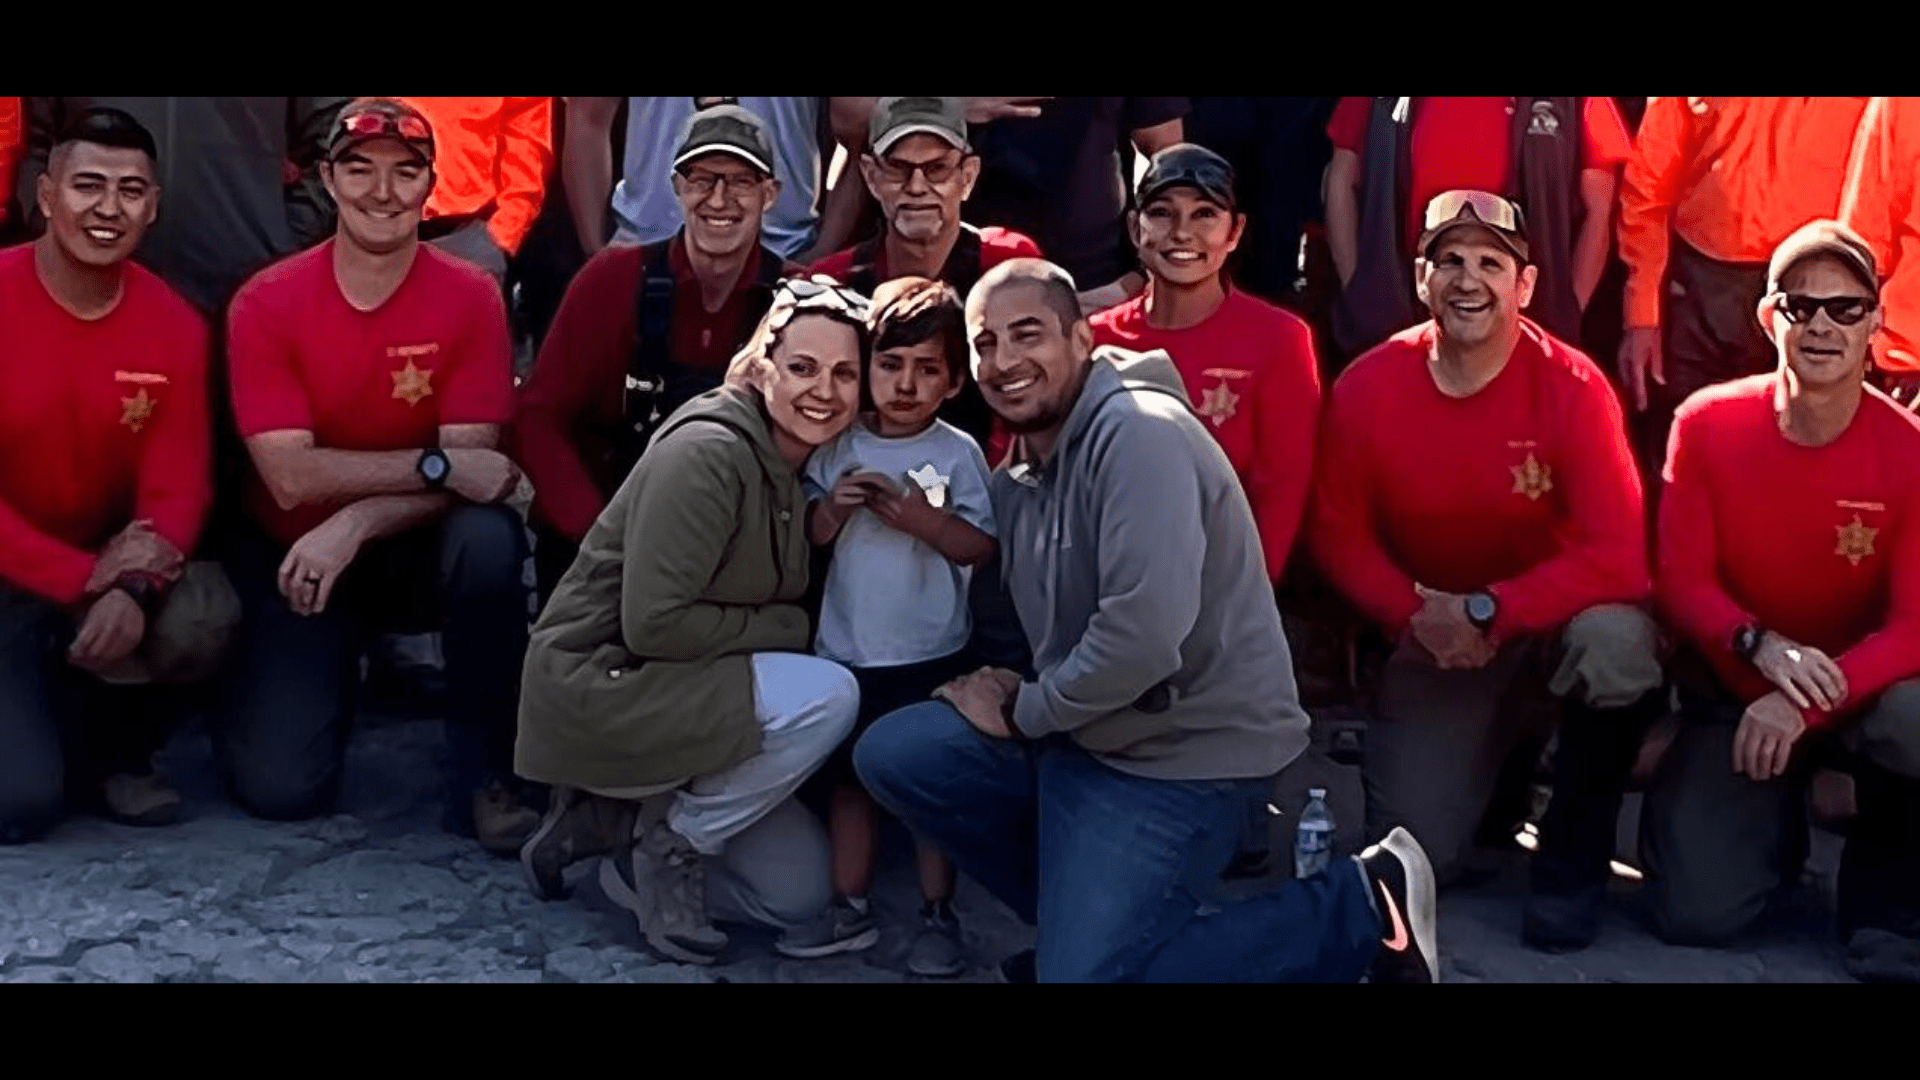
[1641,676,1920,945]
[1364,604,1666,884]
[429,220,508,286]
[0,587,177,843]
[213,506,530,821]
[1636,236,1773,475]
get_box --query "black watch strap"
[418,447,451,489]
[1733,623,1767,663]
[112,572,162,615]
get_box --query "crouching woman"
[514,280,870,964]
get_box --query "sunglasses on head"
[336,110,432,145]
[1774,293,1877,327]
[1424,189,1523,234]
[779,278,872,317]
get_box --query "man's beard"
[995,399,1070,435]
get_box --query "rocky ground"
[0,708,1856,984]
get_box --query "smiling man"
[851,258,1442,984]
[218,99,540,853]
[1310,191,1664,951]
[1646,221,1920,981]
[0,108,227,841]
[807,97,1040,450]
[513,104,798,600]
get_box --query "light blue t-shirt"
[803,419,996,668]
[611,97,824,260]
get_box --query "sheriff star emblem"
[1511,452,1553,501]
[120,389,156,433]
[1199,381,1240,428]
[391,359,435,407]
[1835,514,1879,566]
[906,463,949,509]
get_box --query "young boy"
[777,277,998,976]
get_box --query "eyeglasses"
[778,278,871,317]
[677,167,767,198]
[1424,190,1524,233]
[872,153,966,187]
[1774,293,1878,327]
[337,110,432,145]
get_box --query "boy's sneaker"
[774,897,880,959]
[907,902,967,978]
[1358,826,1439,983]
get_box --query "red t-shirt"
[1658,376,1920,731]
[0,245,211,604]
[1327,97,1634,250]
[511,237,787,543]
[228,241,513,546]
[805,225,1041,285]
[1090,288,1321,582]
[1310,319,1647,638]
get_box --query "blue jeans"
[854,701,1382,983]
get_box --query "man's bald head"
[967,258,1084,336]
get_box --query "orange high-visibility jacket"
[399,97,553,257]
[1618,96,1867,329]
[1842,97,1920,375]
[0,97,22,228]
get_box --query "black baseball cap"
[871,97,970,157]
[1136,143,1236,212]
[673,104,776,177]
[327,98,435,166]
[1767,219,1881,297]
[1418,190,1530,264]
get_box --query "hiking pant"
[1364,604,1665,885]
[855,702,1384,983]
[1642,675,1920,945]
[214,507,530,821]
[1636,237,1773,478]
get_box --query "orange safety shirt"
[1618,96,1867,329]
[0,97,22,229]
[398,97,553,257]
[1842,96,1920,376]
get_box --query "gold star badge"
[1199,381,1240,428]
[120,389,156,433]
[391,359,435,407]
[1511,452,1553,501]
[1836,514,1879,566]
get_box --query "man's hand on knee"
[1733,692,1806,781]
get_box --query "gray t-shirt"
[611,97,825,260]
[803,419,996,668]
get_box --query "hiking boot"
[520,786,638,900]
[100,771,183,828]
[1359,826,1439,983]
[775,897,881,959]
[1521,882,1605,954]
[598,820,728,964]
[472,780,542,856]
[906,901,967,978]
[1845,929,1920,983]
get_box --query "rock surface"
[0,710,1853,983]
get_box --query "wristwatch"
[1464,590,1499,633]
[418,447,451,489]
[1732,623,1767,664]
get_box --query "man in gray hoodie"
[854,258,1441,983]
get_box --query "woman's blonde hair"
[723,279,874,396]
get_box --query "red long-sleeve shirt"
[1658,375,1920,731]
[1310,319,1648,638]
[510,238,782,542]
[0,245,211,604]
[0,97,22,230]
[1090,287,1321,581]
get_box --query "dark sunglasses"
[872,153,966,187]
[1774,293,1878,327]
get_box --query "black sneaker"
[1359,827,1439,983]
[907,902,968,978]
[1522,883,1605,954]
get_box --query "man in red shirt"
[1647,222,1920,980]
[0,108,227,841]
[512,104,799,600]
[1091,144,1320,585]
[1324,97,1632,361]
[1310,191,1665,950]
[808,97,1041,449]
[218,99,539,854]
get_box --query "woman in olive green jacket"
[516,281,870,964]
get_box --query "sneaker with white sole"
[1359,826,1439,984]
[775,897,880,959]
[598,821,728,965]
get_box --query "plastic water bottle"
[1294,788,1334,879]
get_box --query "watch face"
[422,453,449,482]
[1466,594,1496,622]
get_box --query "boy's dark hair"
[869,276,968,383]
[53,107,159,166]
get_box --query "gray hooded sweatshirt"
[998,345,1309,781]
